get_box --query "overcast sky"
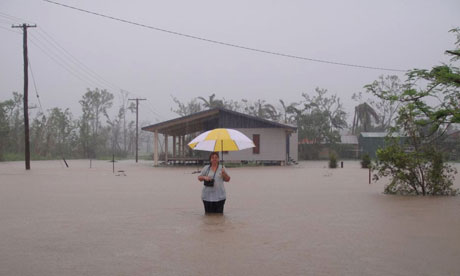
[1,0,459,126]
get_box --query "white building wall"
[289,131,298,162]
[223,128,297,162]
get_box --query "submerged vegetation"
[372,28,460,196]
[328,152,338,168]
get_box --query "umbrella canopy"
[188,128,255,152]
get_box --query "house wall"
[289,131,298,161]
[223,128,298,162]
[358,137,386,159]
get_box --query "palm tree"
[243,99,280,121]
[352,102,379,135]
[279,99,299,124]
[198,94,224,109]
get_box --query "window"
[253,134,260,154]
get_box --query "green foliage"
[329,151,338,168]
[371,28,460,196]
[374,142,458,195]
[298,88,347,145]
[2,152,24,161]
[78,88,114,158]
[0,88,145,161]
[361,153,371,168]
[0,99,13,160]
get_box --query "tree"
[30,111,47,157]
[241,99,280,121]
[171,96,202,116]
[43,108,75,157]
[279,99,299,124]
[299,88,347,144]
[198,93,224,109]
[0,99,14,160]
[361,75,404,131]
[372,28,460,196]
[221,98,242,112]
[107,91,135,156]
[7,92,25,155]
[78,88,114,157]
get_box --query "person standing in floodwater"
[198,152,231,214]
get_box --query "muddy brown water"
[1,160,459,275]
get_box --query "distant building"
[298,135,359,160]
[358,132,395,158]
[339,135,359,159]
[141,107,298,166]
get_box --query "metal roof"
[141,107,297,136]
[339,135,358,144]
[359,132,388,138]
[359,132,404,138]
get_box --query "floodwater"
[1,160,460,276]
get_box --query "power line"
[0,16,16,24]
[0,24,21,34]
[28,35,103,89]
[31,31,116,90]
[28,58,45,113]
[32,30,168,120]
[2,13,170,121]
[36,28,120,91]
[0,11,36,25]
[0,12,120,91]
[36,29,168,120]
[43,0,406,72]
[0,11,121,91]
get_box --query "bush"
[374,143,458,196]
[361,153,371,168]
[329,152,338,168]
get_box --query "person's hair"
[209,152,219,162]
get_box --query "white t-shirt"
[200,164,227,202]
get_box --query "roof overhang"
[141,107,297,136]
[141,109,219,136]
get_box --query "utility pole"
[128,98,146,163]
[12,23,36,170]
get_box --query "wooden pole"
[369,167,371,184]
[173,135,176,158]
[12,23,36,170]
[164,134,168,164]
[63,157,69,168]
[154,130,159,166]
[128,98,146,163]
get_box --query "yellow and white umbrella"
[188,128,255,159]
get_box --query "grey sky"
[1,0,459,125]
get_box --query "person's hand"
[221,168,228,179]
